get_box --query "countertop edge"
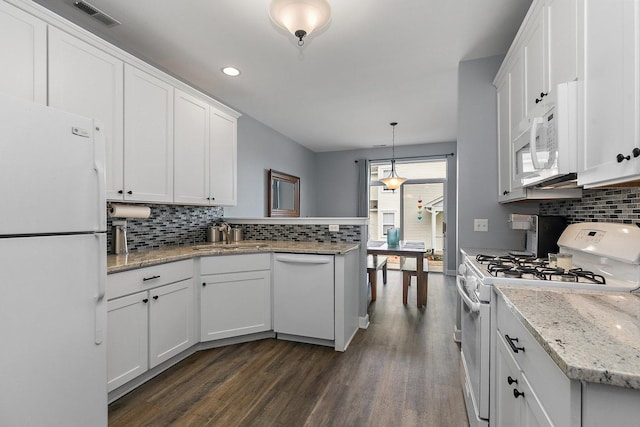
[494,285,640,390]
[108,241,360,274]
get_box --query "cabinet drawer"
[107,259,193,300]
[496,293,576,426]
[200,253,270,274]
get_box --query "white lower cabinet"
[148,279,195,368]
[107,292,148,392]
[106,260,195,392]
[495,333,553,427]
[273,254,334,341]
[200,254,271,342]
[493,291,581,426]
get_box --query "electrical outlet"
[474,219,488,232]
[329,224,339,232]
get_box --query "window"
[382,212,395,235]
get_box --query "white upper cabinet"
[48,27,124,200]
[174,89,238,206]
[0,1,46,104]
[174,90,210,205]
[209,110,237,206]
[522,6,546,118]
[124,65,174,203]
[547,0,578,88]
[577,0,640,187]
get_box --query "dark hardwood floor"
[108,271,469,427]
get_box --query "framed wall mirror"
[268,170,300,217]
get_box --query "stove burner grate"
[475,253,606,284]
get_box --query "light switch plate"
[329,224,339,232]
[474,219,488,232]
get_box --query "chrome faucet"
[219,222,231,244]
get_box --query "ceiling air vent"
[73,1,120,27]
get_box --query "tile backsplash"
[241,224,362,243]
[107,204,363,253]
[539,187,640,225]
[107,204,223,252]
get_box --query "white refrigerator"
[0,95,107,426]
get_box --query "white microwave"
[513,81,578,188]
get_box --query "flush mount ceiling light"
[221,66,241,77]
[379,122,407,191]
[269,0,332,46]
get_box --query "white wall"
[224,115,317,217]
[456,55,538,259]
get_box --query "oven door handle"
[457,275,481,313]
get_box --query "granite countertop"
[107,240,360,274]
[495,285,640,389]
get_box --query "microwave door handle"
[529,117,544,170]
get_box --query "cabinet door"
[201,270,271,341]
[48,27,124,200]
[0,1,46,104]
[174,89,210,205]
[497,76,513,201]
[107,292,148,392]
[124,65,174,202]
[494,333,522,427]
[510,52,526,135]
[148,279,195,369]
[522,8,546,117]
[547,0,578,89]
[209,109,237,206]
[578,0,640,187]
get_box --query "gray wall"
[314,143,458,273]
[223,115,317,217]
[456,55,538,258]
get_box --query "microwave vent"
[73,1,120,27]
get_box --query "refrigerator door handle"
[93,124,107,230]
[94,234,106,345]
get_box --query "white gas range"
[457,222,640,427]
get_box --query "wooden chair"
[400,257,429,305]
[367,255,388,301]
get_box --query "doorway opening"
[369,159,447,273]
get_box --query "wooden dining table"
[367,240,428,308]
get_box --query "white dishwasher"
[273,253,335,341]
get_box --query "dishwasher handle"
[275,254,332,264]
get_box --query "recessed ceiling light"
[221,67,241,77]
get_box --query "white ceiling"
[34,0,532,152]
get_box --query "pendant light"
[379,122,407,191]
[269,0,332,46]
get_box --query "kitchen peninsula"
[106,239,360,402]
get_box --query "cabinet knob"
[118,190,123,194]
[142,298,149,304]
[507,376,518,385]
[617,153,631,163]
[535,98,541,104]
[513,389,525,399]
[503,190,510,195]
[540,91,547,98]
[633,148,640,158]
[202,282,207,287]
[153,295,159,300]
[127,190,133,195]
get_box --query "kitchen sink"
[192,243,268,251]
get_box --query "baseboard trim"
[359,314,370,329]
